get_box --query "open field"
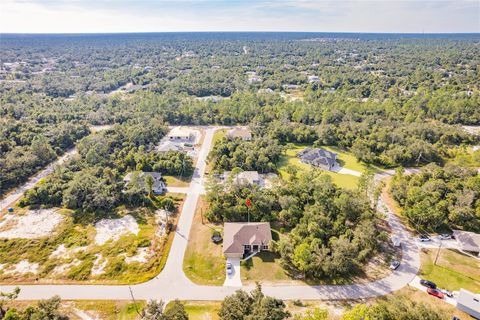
[164,175,192,187]
[277,144,366,189]
[183,196,226,285]
[419,248,480,292]
[0,194,185,285]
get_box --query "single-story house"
[124,171,166,195]
[223,222,272,258]
[222,171,261,186]
[308,75,320,83]
[168,127,195,142]
[453,230,480,256]
[456,289,480,319]
[298,148,338,171]
[227,127,252,141]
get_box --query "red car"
[427,288,444,299]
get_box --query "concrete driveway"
[223,258,242,287]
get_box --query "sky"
[1,0,479,33]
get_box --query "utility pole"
[129,285,142,317]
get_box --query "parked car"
[389,260,400,270]
[427,288,444,299]
[439,234,452,240]
[419,235,431,242]
[420,279,437,289]
[441,289,453,298]
[226,262,233,275]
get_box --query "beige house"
[223,222,272,258]
[168,127,195,142]
[227,127,252,141]
[222,171,261,186]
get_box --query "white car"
[439,234,452,240]
[419,235,431,242]
[390,260,400,270]
[226,262,233,275]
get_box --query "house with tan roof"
[222,171,261,186]
[227,127,252,141]
[223,222,272,258]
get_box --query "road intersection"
[0,126,421,301]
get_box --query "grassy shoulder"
[183,196,226,285]
[277,144,367,189]
[419,248,480,292]
[0,194,185,285]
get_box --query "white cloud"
[0,0,478,33]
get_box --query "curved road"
[0,127,420,300]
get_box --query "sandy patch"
[73,309,101,320]
[91,254,108,276]
[94,215,139,245]
[0,209,63,239]
[52,259,82,275]
[124,247,151,264]
[155,209,172,238]
[49,244,88,259]
[2,260,39,275]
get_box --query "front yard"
[183,196,226,285]
[419,248,480,292]
[277,144,368,189]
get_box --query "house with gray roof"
[124,171,166,195]
[222,171,261,186]
[223,222,272,258]
[298,148,338,171]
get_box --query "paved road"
[0,127,421,301]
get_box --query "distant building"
[248,76,262,84]
[223,222,272,258]
[124,171,166,195]
[222,171,261,186]
[168,127,195,142]
[453,230,480,256]
[456,289,480,319]
[298,148,338,171]
[308,75,320,83]
[227,127,252,141]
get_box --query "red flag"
[245,198,252,208]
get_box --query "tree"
[142,300,167,320]
[218,284,289,320]
[146,174,154,197]
[164,300,188,320]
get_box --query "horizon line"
[2,31,479,35]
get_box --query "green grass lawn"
[420,248,480,292]
[212,129,227,146]
[72,301,145,320]
[277,144,367,189]
[164,175,192,187]
[179,301,221,320]
[183,197,226,285]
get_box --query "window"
[244,245,251,251]
[261,245,269,250]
